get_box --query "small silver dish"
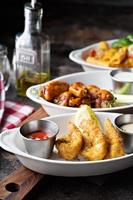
[19,120,59,158]
[110,69,133,95]
[115,114,133,154]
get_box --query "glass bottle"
[0,44,11,91]
[15,2,50,96]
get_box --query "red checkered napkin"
[0,73,5,124]
[0,73,34,130]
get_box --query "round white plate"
[69,39,121,71]
[1,112,133,177]
[26,71,133,115]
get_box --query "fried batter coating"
[69,82,89,98]
[79,119,107,161]
[55,123,83,160]
[75,105,107,161]
[104,118,125,159]
[40,81,69,101]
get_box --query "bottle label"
[16,48,37,67]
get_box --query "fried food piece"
[104,118,125,159]
[55,123,83,160]
[53,91,71,106]
[97,90,115,108]
[79,119,107,160]
[87,85,115,108]
[68,96,91,107]
[40,81,69,101]
[68,97,82,107]
[87,85,100,99]
[98,90,114,101]
[75,105,107,160]
[69,82,89,98]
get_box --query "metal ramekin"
[110,69,133,95]
[115,114,133,154]
[19,120,59,158]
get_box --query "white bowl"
[69,39,118,71]
[26,71,133,115]
[1,112,133,176]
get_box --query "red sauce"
[29,131,48,140]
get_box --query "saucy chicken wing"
[39,80,115,109]
[40,81,69,101]
[69,82,89,98]
[53,91,71,106]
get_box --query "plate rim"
[1,112,133,166]
[26,70,133,112]
[69,39,122,70]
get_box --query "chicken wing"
[53,91,71,106]
[55,123,83,160]
[69,82,89,98]
[40,81,69,101]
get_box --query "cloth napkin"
[0,73,34,130]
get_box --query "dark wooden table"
[1,3,133,200]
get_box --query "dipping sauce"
[28,131,49,140]
[120,123,133,134]
[114,72,133,82]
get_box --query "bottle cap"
[24,2,43,21]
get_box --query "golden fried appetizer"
[104,118,125,159]
[79,120,107,161]
[69,82,89,98]
[40,81,69,101]
[75,105,107,160]
[55,123,83,160]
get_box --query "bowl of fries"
[69,35,133,71]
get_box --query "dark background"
[0,0,133,79]
[1,0,133,64]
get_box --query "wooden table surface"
[0,108,48,199]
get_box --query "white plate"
[69,39,120,71]
[1,112,133,177]
[26,71,133,115]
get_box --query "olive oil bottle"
[14,1,50,96]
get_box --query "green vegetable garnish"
[115,83,132,95]
[113,93,133,104]
[112,38,133,48]
[127,34,133,42]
